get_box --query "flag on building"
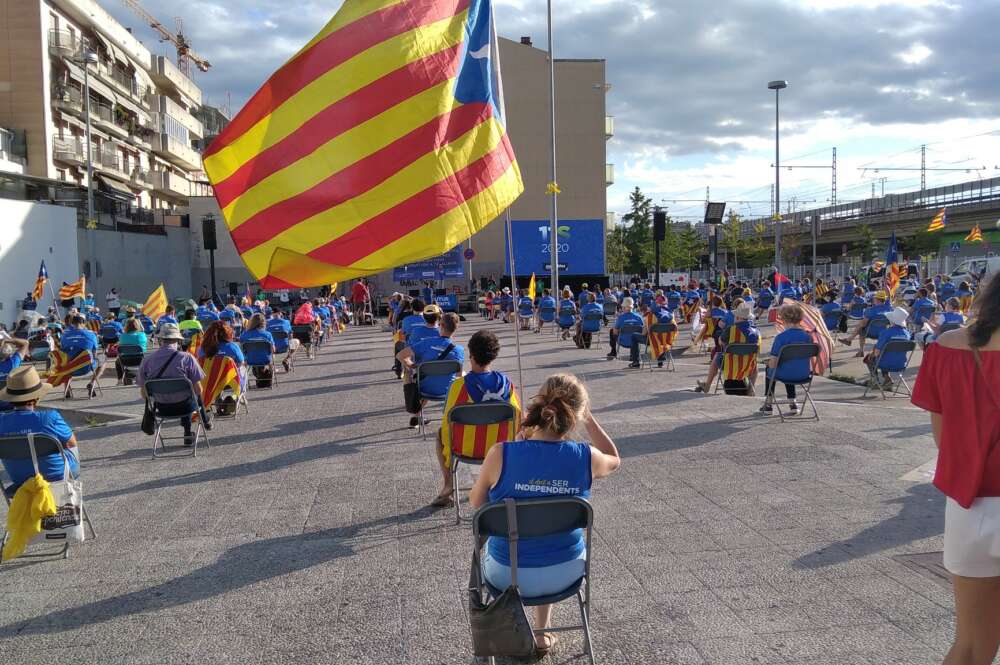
[927,208,947,232]
[774,302,834,375]
[965,224,984,243]
[58,276,86,301]
[202,0,523,288]
[32,261,48,301]
[142,284,168,322]
[527,273,536,299]
[884,231,900,296]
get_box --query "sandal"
[535,633,559,656]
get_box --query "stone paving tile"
[0,316,954,663]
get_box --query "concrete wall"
[76,225,192,307]
[0,199,79,325]
[185,196,257,295]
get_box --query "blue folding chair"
[862,339,917,400]
[765,343,820,422]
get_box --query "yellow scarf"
[3,473,57,560]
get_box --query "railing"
[53,137,87,163]
[605,163,615,187]
[0,127,26,161]
[130,169,152,187]
[605,116,615,139]
[48,30,82,58]
[52,86,83,112]
[95,62,148,103]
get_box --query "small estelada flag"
[142,284,168,322]
[59,276,86,300]
[32,261,48,301]
[927,208,947,232]
[965,224,984,243]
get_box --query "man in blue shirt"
[574,293,603,349]
[909,289,936,326]
[840,291,890,357]
[266,311,299,372]
[666,286,682,311]
[536,289,557,334]
[865,307,912,389]
[517,290,535,330]
[608,297,644,367]
[397,313,464,428]
[408,304,442,347]
[60,315,106,398]
[401,299,429,343]
[156,305,179,334]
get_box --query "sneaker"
[282,359,291,372]
[694,381,707,393]
[203,414,213,431]
[606,353,617,360]
[657,361,664,368]
[759,403,773,414]
[788,401,799,414]
[628,362,641,369]
[409,416,419,429]
[183,434,195,447]
[838,338,852,347]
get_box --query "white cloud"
[897,43,933,64]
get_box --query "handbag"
[27,433,85,545]
[468,499,536,658]
[141,351,179,436]
[403,343,455,415]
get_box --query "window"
[162,114,189,144]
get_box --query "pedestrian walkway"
[0,316,950,664]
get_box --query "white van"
[950,256,1000,284]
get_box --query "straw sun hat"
[0,366,54,403]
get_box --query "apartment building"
[0,0,208,221]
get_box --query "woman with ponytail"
[470,374,620,655]
[912,272,1000,665]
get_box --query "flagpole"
[47,279,63,321]
[505,208,526,394]
[546,0,560,295]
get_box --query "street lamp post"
[768,80,788,270]
[76,50,99,226]
[546,0,560,295]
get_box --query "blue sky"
[103,0,1000,222]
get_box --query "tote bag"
[27,433,85,545]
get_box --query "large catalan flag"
[927,208,947,232]
[32,261,48,301]
[142,284,168,322]
[884,231,900,297]
[59,276,86,301]
[203,0,523,288]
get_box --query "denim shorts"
[482,549,586,598]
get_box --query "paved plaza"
[0,315,953,664]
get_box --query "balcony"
[605,116,614,140]
[53,137,87,166]
[130,169,153,189]
[149,95,204,139]
[151,170,191,198]
[52,86,83,115]
[0,127,27,171]
[94,62,149,107]
[48,30,82,59]
[92,102,130,139]
[150,55,202,107]
[153,133,201,171]
[605,163,615,187]
[94,147,126,177]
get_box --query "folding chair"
[197,317,217,331]
[0,433,97,561]
[615,322,644,363]
[271,330,294,372]
[117,344,145,386]
[446,402,517,524]
[821,306,842,333]
[144,378,209,458]
[602,302,618,323]
[581,312,603,350]
[27,340,51,368]
[556,307,576,339]
[864,315,889,343]
[415,359,463,439]
[98,326,120,349]
[647,322,678,371]
[180,328,197,352]
[537,306,556,332]
[910,304,937,333]
[58,351,104,400]
[241,340,278,389]
[291,325,316,359]
[472,497,596,665]
[766,343,820,422]
[862,339,917,400]
[713,343,759,393]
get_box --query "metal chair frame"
[472,497,596,665]
[241,340,278,390]
[0,434,97,562]
[144,378,209,458]
[446,402,517,524]
[765,343,821,422]
[646,322,678,371]
[415,360,463,439]
[291,324,318,359]
[615,322,644,363]
[556,307,576,338]
[270,330,294,372]
[713,342,759,393]
[580,312,603,350]
[862,339,917,400]
[537,306,556,332]
[61,350,104,400]
[116,344,145,385]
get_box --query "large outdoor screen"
[504,219,606,276]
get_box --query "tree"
[720,210,744,270]
[850,223,880,263]
[676,224,706,270]
[606,225,628,276]
[899,229,941,257]
[621,187,654,275]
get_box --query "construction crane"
[118,1,211,76]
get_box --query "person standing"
[106,288,121,319]
[912,272,1000,665]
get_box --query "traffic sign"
[950,241,961,254]
[463,248,476,261]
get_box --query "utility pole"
[921,144,926,192]
[831,147,837,205]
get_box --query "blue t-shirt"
[401,314,426,340]
[199,341,245,365]
[266,319,293,352]
[939,283,957,300]
[240,329,275,365]
[579,303,603,332]
[614,311,644,347]
[60,328,99,370]
[666,291,682,309]
[538,296,557,321]
[412,337,464,398]
[640,289,654,307]
[875,325,912,371]
[864,303,891,320]
[557,299,576,327]
[518,297,534,316]
[911,298,936,323]
[100,320,124,339]
[487,440,592,567]
[408,326,440,347]
[757,288,775,305]
[219,309,237,322]
[0,409,78,490]
[651,306,673,324]
[770,328,813,381]
[157,315,178,330]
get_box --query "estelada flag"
[644,311,677,359]
[965,224,984,243]
[142,284,168,322]
[200,355,241,407]
[32,261,48,301]
[58,276,86,300]
[203,0,523,288]
[45,350,92,387]
[927,208,947,232]
[884,231,900,296]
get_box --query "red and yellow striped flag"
[965,224,983,243]
[45,350,93,387]
[203,0,523,289]
[200,355,241,407]
[141,284,168,322]
[58,276,85,300]
[927,208,947,232]
[721,325,759,381]
[441,375,521,467]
